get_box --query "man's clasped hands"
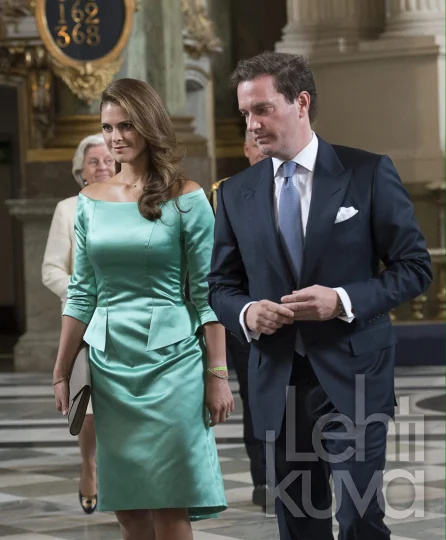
[245,285,340,335]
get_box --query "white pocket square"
[335,206,358,224]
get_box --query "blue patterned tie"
[278,161,303,284]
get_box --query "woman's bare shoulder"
[81,177,121,200]
[180,180,202,195]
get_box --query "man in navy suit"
[208,52,432,540]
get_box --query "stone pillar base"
[14,331,59,372]
[384,0,445,38]
[276,0,385,55]
[172,115,208,157]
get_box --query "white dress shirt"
[239,133,355,350]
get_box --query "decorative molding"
[181,0,221,58]
[49,114,101,148]
[281,34,443,67]
[26,148,75,162]
[5,198,60,219]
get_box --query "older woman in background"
[42,133,114,514]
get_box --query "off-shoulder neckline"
[79,188,204,204]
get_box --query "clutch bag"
[68,346,91,436]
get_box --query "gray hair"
[72,133,106,188]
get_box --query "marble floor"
[0,366,443,539]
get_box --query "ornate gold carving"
[0,0,33,40]
[52,58,123,103]
[27,46,53,146]
[0,37,53,147]
[0,0,32,22]
[181,0,221,58]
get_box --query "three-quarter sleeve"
[181,189,218,326]
[42,201,72,300]
[63,196,97,324]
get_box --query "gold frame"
[34,0,135,68]
[34,0,135,102]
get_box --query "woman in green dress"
[52,78,233,540]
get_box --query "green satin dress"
[63,189,227,519]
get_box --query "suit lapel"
[241,159,295,289]
[301,138,351,286]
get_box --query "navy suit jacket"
[208,136,432,441]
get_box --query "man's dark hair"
[230,51,317,123]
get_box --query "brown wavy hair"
[100,78,187,220]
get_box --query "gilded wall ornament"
[52,58,123,103]
[181,0,221,58]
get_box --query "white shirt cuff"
[239,302,261,342]
[333,287,355,323]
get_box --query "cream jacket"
[42,196,78,309]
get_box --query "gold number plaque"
[34,0,135,102]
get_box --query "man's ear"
[243,143,249,159]
[296,91,311,118]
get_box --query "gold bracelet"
[207,367,229,380]
[52,376,69,387]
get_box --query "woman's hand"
[52,316,87,416]
[53,377,70,416]
[206,375,234,427]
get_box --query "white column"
[384,0,445,37]
[277,0,385,54]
